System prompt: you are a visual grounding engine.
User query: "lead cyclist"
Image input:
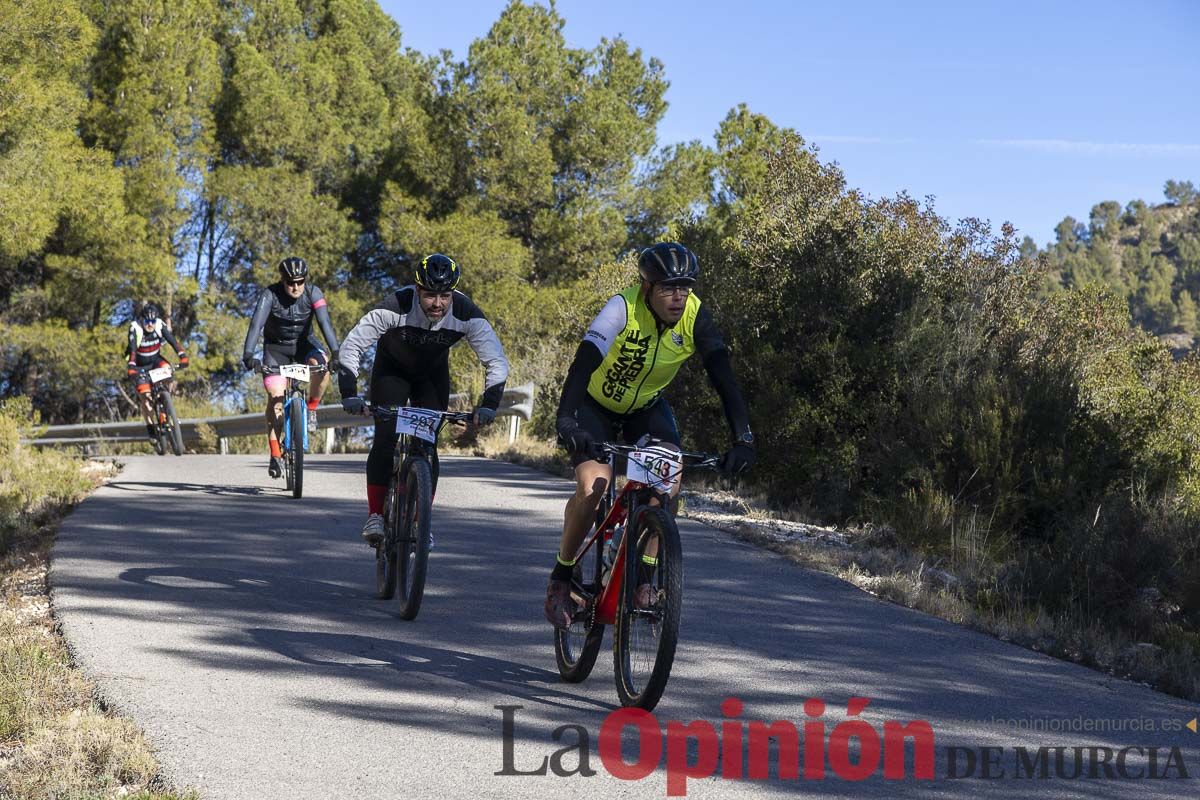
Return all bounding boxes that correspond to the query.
[545,242,756,629]
[336,254,510,546]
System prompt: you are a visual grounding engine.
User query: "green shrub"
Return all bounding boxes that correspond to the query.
[665,134,1200,633]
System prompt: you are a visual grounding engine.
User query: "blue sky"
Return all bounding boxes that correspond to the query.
[378,0,1200,247]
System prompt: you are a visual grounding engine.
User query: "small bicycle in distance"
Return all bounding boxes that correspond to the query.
[369,404,472,620]
[144,362,185,457]
[554,438,721,711]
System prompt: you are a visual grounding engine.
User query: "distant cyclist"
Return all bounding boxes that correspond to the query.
[337,254,509,546]
[544,242,755,628]
[242,257,340,479]
[125,301,189,442]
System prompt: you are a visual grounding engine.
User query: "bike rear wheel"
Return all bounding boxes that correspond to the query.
[161,390,184,456]
[613,506,682,711]
[554,526,606,682]
[555,495,616,682]
[375,481,400,599]
[289,393,305,498]
[396,457,432,620]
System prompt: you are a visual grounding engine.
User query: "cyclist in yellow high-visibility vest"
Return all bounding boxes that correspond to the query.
[545,242,755,629]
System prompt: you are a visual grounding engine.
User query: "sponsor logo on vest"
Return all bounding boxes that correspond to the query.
[602,330,652,403]
[394,327,461,347]
[670,331,684,346]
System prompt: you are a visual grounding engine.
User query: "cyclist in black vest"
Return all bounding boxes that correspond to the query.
[242,257,341,478]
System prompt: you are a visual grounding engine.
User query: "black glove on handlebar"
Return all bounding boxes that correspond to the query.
[556,416,601,461]
[720,442,756,476]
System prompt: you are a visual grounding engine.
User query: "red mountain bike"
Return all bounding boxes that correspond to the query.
[554,439,720,710]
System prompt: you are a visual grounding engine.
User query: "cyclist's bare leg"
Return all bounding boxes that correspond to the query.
[264,383,285,447]
[306,356,329,404]
[641,443,682,563]
[137,390,154,426]
[558,459,613,562]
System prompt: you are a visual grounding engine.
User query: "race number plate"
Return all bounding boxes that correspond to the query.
[279,364,311,382]
[147,366,172,383]
[627,446,682,493]
[395,407,441,444]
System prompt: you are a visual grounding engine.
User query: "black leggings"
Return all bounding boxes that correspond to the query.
[366,348,450,490]
[570,394,681,467]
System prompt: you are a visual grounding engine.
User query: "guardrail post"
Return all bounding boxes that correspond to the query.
[508,415,520,444]
[323,427,334,454]
[219,437,229,455]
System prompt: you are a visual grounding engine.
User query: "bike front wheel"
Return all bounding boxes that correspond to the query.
[396,457,433,620]
[161,390,184,456]
[613,506,682,711]
[289,393,305,498]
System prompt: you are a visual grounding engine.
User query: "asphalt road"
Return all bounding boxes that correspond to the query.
[52,455,1198,799]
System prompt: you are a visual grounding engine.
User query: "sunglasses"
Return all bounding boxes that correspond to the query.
[654,284,692,297]
[284,279,306,287]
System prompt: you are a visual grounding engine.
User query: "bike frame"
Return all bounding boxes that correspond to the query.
[373,405,473,502]
[147,366,176,427]
[593,479,657,625]
[263,363,325,453]
[280,380,309,453]
[570,443,720,626]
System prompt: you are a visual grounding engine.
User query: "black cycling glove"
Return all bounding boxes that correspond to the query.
[557,416,601,461]
[720,442,756,476]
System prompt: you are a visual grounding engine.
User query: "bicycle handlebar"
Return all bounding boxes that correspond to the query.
[257,363,329,375]
[599,441,723,471]
[366,405,474,425]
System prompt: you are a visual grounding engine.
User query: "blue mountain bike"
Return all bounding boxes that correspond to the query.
[261,363,325,499]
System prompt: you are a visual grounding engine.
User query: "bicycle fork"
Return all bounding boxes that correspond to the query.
[280,390,309,452]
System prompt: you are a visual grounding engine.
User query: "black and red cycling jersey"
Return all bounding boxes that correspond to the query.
[127,318,185,369]
[242,282,340,362]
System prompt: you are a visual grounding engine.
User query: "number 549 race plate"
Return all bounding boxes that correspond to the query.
[627,446,682,493]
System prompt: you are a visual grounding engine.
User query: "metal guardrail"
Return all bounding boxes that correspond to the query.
[24,383,536,449]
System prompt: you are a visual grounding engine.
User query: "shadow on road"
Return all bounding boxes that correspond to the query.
[53,455,1200,797]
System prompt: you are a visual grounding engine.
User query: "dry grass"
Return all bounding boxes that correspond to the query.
[704,508,1200,701]
[445,425,574,477]
[0,460,194,800]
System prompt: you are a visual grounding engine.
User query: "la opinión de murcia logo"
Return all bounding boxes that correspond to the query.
[498,697,935,795]
[496,699,1194,796]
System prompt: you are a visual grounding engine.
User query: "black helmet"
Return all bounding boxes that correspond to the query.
[638,242,699,286]
[278,256,308,281]
[138,301,158,324]
[414,253,460,292]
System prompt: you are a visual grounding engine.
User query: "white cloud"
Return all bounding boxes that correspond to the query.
[978,138,1200,157]
[809,135,918,145]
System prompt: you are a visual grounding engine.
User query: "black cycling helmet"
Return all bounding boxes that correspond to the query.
[638,242,699,286]
[278,256,308,282]
[414,253,460,292]
[138,301,158,324]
